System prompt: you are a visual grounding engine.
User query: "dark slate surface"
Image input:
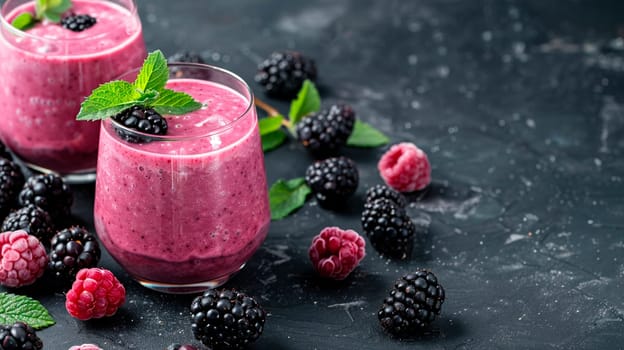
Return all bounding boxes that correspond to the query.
[2,0,624,349]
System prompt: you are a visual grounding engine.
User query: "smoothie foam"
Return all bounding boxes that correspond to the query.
[0,0,146,173]
[94,79,271,285]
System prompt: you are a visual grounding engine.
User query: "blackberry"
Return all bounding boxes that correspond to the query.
[378,270,445,335]
[0,322,43,350]
[112,106,168,143]
[19,174,72,220]
[2,205,54,244]
[296,104,356,155]
[0,158,25,220]
[0,140,12,160]
[49,226,100,279]
[61,14,97,32]
[191,289,266,349]
[361,198,415,259]
[167,51,205,64]
[366,184,408,208]
[305,157,359,208]
[255,51,317,98]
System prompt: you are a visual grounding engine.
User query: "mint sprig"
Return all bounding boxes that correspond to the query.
[269,177,311,220]
[12,0,72,30]
[77,50,202,121]
[0,293,55,330]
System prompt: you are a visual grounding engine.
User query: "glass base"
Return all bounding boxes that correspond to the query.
[22,161,96,184]
[135,263,245,294]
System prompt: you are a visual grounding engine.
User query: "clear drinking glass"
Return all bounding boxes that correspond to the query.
[93,63,271,294]
[0,0,146,181]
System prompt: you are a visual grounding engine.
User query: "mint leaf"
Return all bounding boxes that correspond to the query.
[11,12,35,30]
[134,50,169,93]
[150,89,202,115]
[262,130,287,152]
[0,293,55,330]
[76,80,141,121]
[259,115,284,136]
[269,177,311,220]
[288,80,320,127]
[38,0,72,23]
[347,119,389,147]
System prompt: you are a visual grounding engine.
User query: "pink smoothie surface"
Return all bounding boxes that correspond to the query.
[0,0,146,173]
[94,79,271,285]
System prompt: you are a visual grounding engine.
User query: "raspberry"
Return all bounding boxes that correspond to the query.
[112,106,168,143]
[365,184,408,208]
[166,344,199,350]
[378,142,431,192]
[191,289,266,349]
[68,344,103,350]
[361,198,415,259]
[19,173,73,221]
[308,227,366,280]
[295,104,356,155]
[61,14,97,32]
[305,157,359,207]
[255,51,317,98]
[378,270,445,335]
[0,322,43,350]
[65,268,126,321]
[2,205,55,245]
[0,230,47,288]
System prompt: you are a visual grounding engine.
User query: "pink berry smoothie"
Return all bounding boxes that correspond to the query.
[0,0,146,174]
[93,76,271,290]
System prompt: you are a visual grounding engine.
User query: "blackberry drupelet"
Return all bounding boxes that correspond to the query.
[366,184,408,208]
[0,140,12,161]
[19,173,72,220]
[0,322,43,350]
[2,205,54,244]
[0,158,25,220]
[49,226,100,279]
[61,14,97,32]
[255,51,317,98]
[361,198,415,259]
[191,289,266,349]
[296,104,356,155]
[305,156,359,208]
[378,270,445,335]
[167,51,205,64]
[112,106,168,143]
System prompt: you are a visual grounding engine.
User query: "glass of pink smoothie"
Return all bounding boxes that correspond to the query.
[94,63,271,294]
[0,0,146,180]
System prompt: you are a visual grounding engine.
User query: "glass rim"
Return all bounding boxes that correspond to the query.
[104,62,256,142]
[0,0,139,43]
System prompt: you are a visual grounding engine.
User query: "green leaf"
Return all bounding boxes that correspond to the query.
[38,0,71,22]
[347,119,389,147]
[11,12,35,30]
[34,0,47,17]
[47,0,71,14]
[288,80,320,127]
[150,89,202,115]
[259,115,284,136]
[0,293,55,330]
[262,130,287,152]
[134,50,169,93]
[269,177,311,220]
[76,80,142,121]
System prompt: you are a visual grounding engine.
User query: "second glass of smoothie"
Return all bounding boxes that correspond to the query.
[0,0,146,179]
[94,63,271,293]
